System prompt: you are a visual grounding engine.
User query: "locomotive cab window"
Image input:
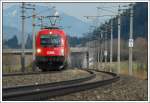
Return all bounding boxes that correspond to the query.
[40,35,61,47]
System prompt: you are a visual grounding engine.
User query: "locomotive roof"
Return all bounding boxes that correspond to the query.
[37,27,66,37]
[43,26,60,29]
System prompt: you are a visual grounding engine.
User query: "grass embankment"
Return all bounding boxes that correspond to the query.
[92,61,147,80]
[3,63,33,73]
[3,54,33,73]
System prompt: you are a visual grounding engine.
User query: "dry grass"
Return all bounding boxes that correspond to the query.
[2,54,33,73]
[90,61,147,80]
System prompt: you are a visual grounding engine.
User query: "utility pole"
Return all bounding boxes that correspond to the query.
[98,30,101,70]
[21,2,25,72]
[87,39,90,69]
[110,19,113,72]
[104,26,108,71]
[97,7,100,70]
[84,15,114,71]
[100,31,104,70]
[117,5,121,74]
[32,5,36,71]
[94,38,96,69]
[23,3,36,71]
[129,4,134,75]
[20,4,64,71]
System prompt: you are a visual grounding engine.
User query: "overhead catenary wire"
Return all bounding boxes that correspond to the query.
[25,6,55,19]
[20,3,38,72]
[85,3,134,74]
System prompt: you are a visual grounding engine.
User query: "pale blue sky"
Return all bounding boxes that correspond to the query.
[52,3,130,22]
[3,2,130,24]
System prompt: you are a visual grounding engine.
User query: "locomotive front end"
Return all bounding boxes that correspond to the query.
[35,28,68,71]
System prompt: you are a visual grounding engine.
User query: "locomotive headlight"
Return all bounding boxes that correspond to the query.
[61,39,64,46]
[37,48,41,53]
[61,49,64,56]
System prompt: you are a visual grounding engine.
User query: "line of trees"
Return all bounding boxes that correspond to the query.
[3,34,86,48]
[3,3,148,49]
[82,2,148,64]
[85,2,148,40]
[3,34,32,49]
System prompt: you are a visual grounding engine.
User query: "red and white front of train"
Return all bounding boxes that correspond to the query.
[35,28,69,71]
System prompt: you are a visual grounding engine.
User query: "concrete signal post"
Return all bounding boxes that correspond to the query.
[129,4,134,75]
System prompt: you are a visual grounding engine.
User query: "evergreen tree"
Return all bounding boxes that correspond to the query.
[5,35,19,48]
[25,34,33,49]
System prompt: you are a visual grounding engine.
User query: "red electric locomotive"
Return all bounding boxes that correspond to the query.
[35,27,70,71]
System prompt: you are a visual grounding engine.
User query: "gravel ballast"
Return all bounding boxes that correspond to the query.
[2,69,90,88]
[49,74,148,101]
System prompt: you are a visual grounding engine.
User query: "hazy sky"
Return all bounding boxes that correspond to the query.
[52,3,130,22]
[3,2,130,24]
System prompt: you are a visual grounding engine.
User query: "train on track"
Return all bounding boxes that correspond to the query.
[35,27,70,71]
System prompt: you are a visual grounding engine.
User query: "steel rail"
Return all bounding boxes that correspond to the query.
[3,70,62,77]
[3,70,95,100]
[3,68,90,77]
[3,68,82,77]
[3,70,119,101]
[3,70,94,93]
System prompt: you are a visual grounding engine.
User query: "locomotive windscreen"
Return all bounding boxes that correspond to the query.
[40,35,61,47]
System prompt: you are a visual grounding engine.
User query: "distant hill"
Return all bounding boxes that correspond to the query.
[3,25,29,41]
[3,26,19,40]
[89,2,148,40]
[3,4,90,44]
[3,3,147,49]
[3,35,20,49]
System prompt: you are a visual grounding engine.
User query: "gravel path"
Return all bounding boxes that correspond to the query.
[2,69,90,88]
[49,74,148,101]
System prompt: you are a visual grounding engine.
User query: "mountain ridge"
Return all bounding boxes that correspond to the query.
[3,4,90,43]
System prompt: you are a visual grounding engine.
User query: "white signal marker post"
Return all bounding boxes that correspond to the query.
[129,4,134,75]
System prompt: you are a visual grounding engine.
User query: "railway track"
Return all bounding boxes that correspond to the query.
[3,70,63,77]
[2,69,119,101]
